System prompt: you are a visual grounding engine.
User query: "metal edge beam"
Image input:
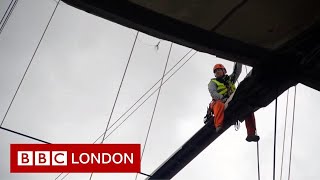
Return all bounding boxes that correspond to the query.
[61,0,275,67]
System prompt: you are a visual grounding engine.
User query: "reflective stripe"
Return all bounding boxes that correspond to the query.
[211,79,236,96]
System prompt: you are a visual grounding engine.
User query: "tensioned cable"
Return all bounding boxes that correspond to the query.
[235,64,260,179]
[55,172,66,180]
[102,52,197,143]
[0,126,50,144]
[245,64,260,180]
[235,64,249,130]
[0,0,61,127]
[88,31,139,180]
[257,141,261,180]
[91,49,193,144]
[100,31,139,144]
[288,86,297,180]
[57,49,194,180]
[243,64,260,180]
[244,65,260,180]
[0,0,14,28]
[0,0,18,36]
[280,89,290,180]
[134,43,173,180]
[243,65,261,180]
[273,97,278,180]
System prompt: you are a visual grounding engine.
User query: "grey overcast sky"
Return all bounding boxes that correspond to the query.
[1,0,320,180]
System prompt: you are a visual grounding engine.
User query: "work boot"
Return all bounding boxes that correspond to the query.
[246,135,260,142]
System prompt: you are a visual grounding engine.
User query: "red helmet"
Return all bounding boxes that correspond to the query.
[213,64,226,73]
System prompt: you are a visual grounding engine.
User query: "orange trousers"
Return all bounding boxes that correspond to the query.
[209,100,257,135]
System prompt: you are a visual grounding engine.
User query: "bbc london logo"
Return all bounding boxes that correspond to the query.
[10,144,140,173]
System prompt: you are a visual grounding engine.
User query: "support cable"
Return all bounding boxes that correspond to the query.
[134,43,173,180]
[89,31,139,180]
[280,90,290,180]
[100,31,139,144]
[273,97,278,180]
[102,51,197,143]
[57,49,195,180]
[93,49,193,143]
[0,0,14,28]
[257,141,261,180]
[288,86,297,180]
[0,0,60,127]
[0,0,18,36]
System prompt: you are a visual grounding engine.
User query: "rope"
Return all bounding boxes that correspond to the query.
[58,173,68,180]
[288,86,297,180]
[59,50,198,180]
[55,172,66,180]
[101,52,197,143]
[257,141,261,180]
[57,49,195,180]
[234,64,249,130]
[0,0,18,36]
[88,31,139,180]
[0,0,14,28]
[134,43,173,180]
[234,63,247,130]
[280,90,290,180]
[273,97,278,180]
[100,31,138,144]
[91,49,194,144]
[0,0,60,127]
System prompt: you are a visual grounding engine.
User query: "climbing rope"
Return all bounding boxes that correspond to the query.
[89,31,139,180]
[0,0,18,36]
[0,0,14,29]
[134,43,173,180]
[95,49,194,143]
[257,141,261,180]
[57,46,196,180]
[100,31,139,144]
[288,86,297,180]
[280,89,290,180]
[100,52,197,143]
[0,0,60,127]
[273,97,278,180]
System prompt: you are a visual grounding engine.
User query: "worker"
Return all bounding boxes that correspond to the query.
[208,63,260,142]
